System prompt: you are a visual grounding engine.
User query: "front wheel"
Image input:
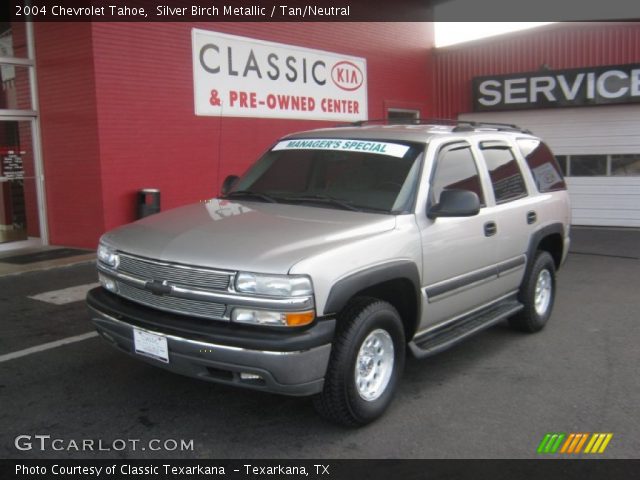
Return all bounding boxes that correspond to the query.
[313,297,405,427]
[509,251,557,333]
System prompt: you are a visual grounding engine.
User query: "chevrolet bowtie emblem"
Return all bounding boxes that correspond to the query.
[145,280,172,296]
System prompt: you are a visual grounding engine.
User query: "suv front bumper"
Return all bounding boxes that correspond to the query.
[86,288,334,396]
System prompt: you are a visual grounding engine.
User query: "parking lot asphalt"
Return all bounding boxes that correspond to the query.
[1,228,638,459]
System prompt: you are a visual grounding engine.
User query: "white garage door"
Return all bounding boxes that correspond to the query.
[460,105,640,227]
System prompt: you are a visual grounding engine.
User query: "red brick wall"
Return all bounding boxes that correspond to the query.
[34,23,106,247]
[35,22,434,247]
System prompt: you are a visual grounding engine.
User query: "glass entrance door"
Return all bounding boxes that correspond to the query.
[0,120,40,244]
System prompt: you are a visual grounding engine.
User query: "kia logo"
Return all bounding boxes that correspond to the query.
[331,61,363,91]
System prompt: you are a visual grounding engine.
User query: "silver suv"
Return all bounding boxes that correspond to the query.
[87,120,570,426]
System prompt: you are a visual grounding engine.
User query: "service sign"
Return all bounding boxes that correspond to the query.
[192,29,368,121]
[473,63,640,112]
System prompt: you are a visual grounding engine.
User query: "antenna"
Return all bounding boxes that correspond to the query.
[216,97,224,195]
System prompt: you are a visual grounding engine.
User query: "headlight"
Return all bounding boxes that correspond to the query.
[235,272,313,297]
[97,242,119,268]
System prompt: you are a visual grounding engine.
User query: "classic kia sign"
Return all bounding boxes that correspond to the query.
[473,63,640,112]
[192,29,368,121]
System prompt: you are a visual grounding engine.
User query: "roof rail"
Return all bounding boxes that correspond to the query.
[345,118,530,134]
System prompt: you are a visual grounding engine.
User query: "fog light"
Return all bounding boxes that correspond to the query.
[232,309,285,326]
[231,309,315,327]
[98,273,118,293]
[240,372,262,381]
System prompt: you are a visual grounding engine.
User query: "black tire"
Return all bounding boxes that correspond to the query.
[313,297,405,427]
[509,251,556,333]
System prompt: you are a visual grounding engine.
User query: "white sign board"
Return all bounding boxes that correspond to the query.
[192,29,368,121]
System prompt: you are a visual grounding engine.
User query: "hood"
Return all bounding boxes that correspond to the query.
[102,199,396,273]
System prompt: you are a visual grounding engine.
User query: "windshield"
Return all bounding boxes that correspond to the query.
[227,138,424,213]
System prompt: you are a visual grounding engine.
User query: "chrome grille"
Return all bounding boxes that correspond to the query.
[118,254,231,290]
[117,282,227,320]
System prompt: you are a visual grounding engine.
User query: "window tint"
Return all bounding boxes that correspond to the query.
[432,144,484,205]
[481,144,527,203]
[517,139,567,192]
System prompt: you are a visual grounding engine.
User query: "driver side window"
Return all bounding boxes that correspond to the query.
[431,143,485,206]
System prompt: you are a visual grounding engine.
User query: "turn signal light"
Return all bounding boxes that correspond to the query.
[285,311,315,327]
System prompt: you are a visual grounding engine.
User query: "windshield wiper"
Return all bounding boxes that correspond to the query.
[223,190,279,203]
[280,194,363,212]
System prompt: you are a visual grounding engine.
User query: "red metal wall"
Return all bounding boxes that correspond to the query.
[433,22,640,119]
[35,22,434,248]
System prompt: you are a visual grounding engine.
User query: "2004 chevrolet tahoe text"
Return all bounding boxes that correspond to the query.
[87,121,570,426]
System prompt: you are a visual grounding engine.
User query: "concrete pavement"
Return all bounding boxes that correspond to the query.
[1,228,638,459]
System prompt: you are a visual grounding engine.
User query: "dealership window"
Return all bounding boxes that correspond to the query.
[0,23,34,111]
[556,156,568,176]
[0,22,47,246]
[611,154,640,176]
[387,108,419,124]
[480,143,527,203]
[555,154,640,177]
[570,155,607,177]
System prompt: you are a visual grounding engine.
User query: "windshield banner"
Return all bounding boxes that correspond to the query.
[192,29,368,121]
[272,139,410,158]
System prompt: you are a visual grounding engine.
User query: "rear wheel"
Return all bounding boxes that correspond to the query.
[313,297,405,427]
[509,251,556,332]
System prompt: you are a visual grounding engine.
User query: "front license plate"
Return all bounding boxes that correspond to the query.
[133,328,169,363]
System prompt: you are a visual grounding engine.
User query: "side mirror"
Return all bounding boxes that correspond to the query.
[221,175,239,196]
[427,189,480,219]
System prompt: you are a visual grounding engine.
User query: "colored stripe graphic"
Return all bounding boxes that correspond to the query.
[584,433,613,454]
[539,433,613,454]
[565,433,588,454]
[537,433,565,454]
[560,433,575,453]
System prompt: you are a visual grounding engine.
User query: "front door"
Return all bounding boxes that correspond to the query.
[417,141,499,330]
[0,120,40,244]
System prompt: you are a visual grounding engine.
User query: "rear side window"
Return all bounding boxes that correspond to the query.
[431,143,485,205]
[517,139,567,192]
[480,143,528,203]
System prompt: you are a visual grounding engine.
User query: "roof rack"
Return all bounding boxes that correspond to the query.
[346,118,530,134]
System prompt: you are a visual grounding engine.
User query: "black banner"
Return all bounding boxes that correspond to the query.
[2,459,640,480]
[473,63,640,112]
[2,0,437,23]
[3,0,640,22]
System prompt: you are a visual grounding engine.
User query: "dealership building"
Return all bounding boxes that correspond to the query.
[0,21,638,250]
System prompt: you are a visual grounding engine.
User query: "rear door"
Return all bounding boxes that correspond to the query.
[473,140,536,296]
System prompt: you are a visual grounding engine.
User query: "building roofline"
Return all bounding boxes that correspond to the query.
[434,21,640,53]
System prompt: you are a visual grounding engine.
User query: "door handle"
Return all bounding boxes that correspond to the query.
[484,221,497,237]
[527,211,537,225]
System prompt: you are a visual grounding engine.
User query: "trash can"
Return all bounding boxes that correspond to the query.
[136,188,160,219]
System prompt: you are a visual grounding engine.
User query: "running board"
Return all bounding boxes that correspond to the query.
[409,299,523,359]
